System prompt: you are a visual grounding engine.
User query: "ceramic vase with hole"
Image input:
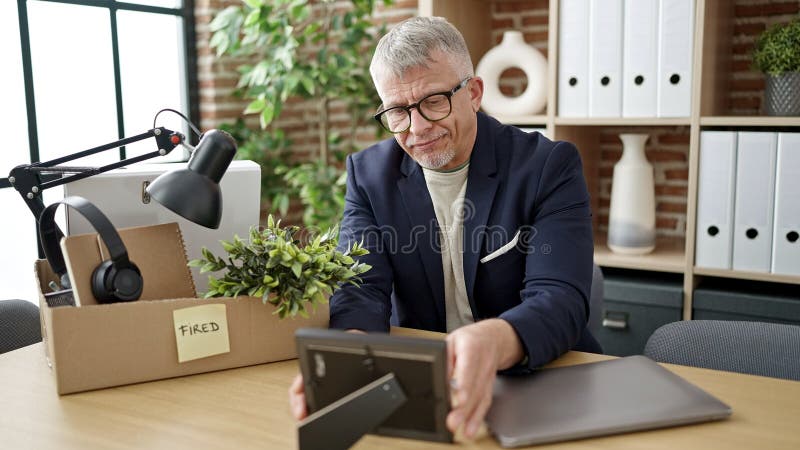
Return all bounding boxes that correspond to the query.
[608,133,656,255]
[475,30,548,116]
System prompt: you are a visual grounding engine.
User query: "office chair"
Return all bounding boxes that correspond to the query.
[644,320,800,381]
[0,300,42,354]
[587,263,604,338]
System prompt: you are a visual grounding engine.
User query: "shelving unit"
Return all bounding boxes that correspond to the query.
[421,0,800,321]
[692,267,800,285]
[699,116,800,127]
[554,117,692,126]
[594,234,686,274]
[492,114,547,126]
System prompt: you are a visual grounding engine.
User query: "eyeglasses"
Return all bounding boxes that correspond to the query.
[373,77,472,134]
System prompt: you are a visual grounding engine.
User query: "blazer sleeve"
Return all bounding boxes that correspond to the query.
[498,141,594,369]
[328,154,395,332]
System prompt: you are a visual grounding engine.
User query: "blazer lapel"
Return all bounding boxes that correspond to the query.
[463,114,499,310]
[397,152,446,328]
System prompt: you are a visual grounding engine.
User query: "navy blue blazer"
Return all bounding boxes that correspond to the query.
[330,112,597,369]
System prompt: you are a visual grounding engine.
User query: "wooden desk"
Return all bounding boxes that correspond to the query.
[1,332,799,449]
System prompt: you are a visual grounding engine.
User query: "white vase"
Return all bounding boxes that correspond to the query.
[475,30,548,116]
[608,133,656,255]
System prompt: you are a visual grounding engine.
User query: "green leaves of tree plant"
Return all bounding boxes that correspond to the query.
[209,0,394,228]
[188,216,371,319]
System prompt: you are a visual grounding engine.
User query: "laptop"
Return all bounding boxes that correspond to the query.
[485,355,732,447]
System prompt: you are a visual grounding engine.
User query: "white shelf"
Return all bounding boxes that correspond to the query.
[692,267,800,285]
[700,116,800,127]
[554,117,691,126]
[594,235,686,274]
[492,114,547,126]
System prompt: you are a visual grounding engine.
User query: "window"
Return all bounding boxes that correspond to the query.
[0,0,197,302]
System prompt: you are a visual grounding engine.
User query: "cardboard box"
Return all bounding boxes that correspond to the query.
[34,223,328,394]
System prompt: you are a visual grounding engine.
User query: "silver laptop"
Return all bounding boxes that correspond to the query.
[486,355,732,447]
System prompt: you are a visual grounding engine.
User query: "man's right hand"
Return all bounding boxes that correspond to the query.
[289,329,366,420]
[289,373,308,420]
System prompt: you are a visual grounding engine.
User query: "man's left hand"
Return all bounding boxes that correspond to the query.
[445,319,524,439]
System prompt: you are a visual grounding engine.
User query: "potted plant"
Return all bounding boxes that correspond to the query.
[219,119,294,217]
[752,18,800,116]
[189,215,371,318]
[209,0,392,229]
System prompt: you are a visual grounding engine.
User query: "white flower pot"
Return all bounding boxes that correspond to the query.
[608,133,656,255]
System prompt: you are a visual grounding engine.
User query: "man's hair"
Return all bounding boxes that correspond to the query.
[370,16,474,83]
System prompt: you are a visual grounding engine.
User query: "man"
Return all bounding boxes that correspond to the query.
[290,16,600,438]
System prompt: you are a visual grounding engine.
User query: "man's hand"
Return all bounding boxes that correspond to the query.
[288,329,366,421]
[289,373,308,420]
[446,319,524,439]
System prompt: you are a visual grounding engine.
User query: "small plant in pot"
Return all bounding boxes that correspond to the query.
[752,18,800,116]
[189,215,371,319]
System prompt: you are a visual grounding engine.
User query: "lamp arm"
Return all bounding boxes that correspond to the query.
[8,127,185,284]
[8,127,183,226]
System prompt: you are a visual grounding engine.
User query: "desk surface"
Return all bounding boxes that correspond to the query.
[1,328,799,450]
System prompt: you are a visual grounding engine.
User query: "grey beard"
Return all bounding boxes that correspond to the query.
[416,146,456,170]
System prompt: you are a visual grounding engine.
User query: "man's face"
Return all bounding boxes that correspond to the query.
[374,51,483,171]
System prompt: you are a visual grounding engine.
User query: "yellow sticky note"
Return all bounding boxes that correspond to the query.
[172,304,230,363]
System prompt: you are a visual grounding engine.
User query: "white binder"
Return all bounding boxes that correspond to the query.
[657,0,695,117]
[732,132,778,273]
[589,0,623,117]
[623,0,659,117]
[695,132,737,270]
[771,133,800,275]
[558,0,590,117]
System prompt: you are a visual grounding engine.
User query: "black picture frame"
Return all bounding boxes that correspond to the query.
[295,328,452,444]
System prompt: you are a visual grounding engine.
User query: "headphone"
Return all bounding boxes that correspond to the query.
[39,196,143,303]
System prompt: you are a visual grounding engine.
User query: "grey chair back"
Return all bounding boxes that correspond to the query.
[0,300,42,354]
[644,320,800,381]
[587,263,604,337]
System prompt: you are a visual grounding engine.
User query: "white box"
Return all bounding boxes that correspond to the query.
[558,0,590,117]
[695,131,737,270]
[772,133,800,275]
[589,0,623,117]
[63,160,261,293]
[657,0,695,117]
[623,0,659,117]
[732,132,777,273]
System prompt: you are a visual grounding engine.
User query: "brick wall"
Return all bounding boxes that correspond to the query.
[195,1,797,235]
[194,0,418,146]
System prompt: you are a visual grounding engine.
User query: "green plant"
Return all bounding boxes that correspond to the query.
[209,0,391,228]
[189,215,371,319]
[219,119,293,216]
[752,18,800,76]
[279,160,347,232]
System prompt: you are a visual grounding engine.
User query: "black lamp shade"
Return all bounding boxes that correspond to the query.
[146,129,237,229]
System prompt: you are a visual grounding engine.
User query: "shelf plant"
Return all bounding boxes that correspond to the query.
[751,18,800,116]
[189,215,371,319]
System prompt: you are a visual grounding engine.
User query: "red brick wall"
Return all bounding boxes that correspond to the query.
[195,1,798,235]
[194,0,418,148]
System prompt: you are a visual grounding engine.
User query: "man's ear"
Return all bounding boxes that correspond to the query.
[469,77,484,112]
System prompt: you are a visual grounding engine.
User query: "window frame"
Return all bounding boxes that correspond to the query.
[1,0,199,192]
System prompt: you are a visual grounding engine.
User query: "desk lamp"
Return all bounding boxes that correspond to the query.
[8,109,237,289]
